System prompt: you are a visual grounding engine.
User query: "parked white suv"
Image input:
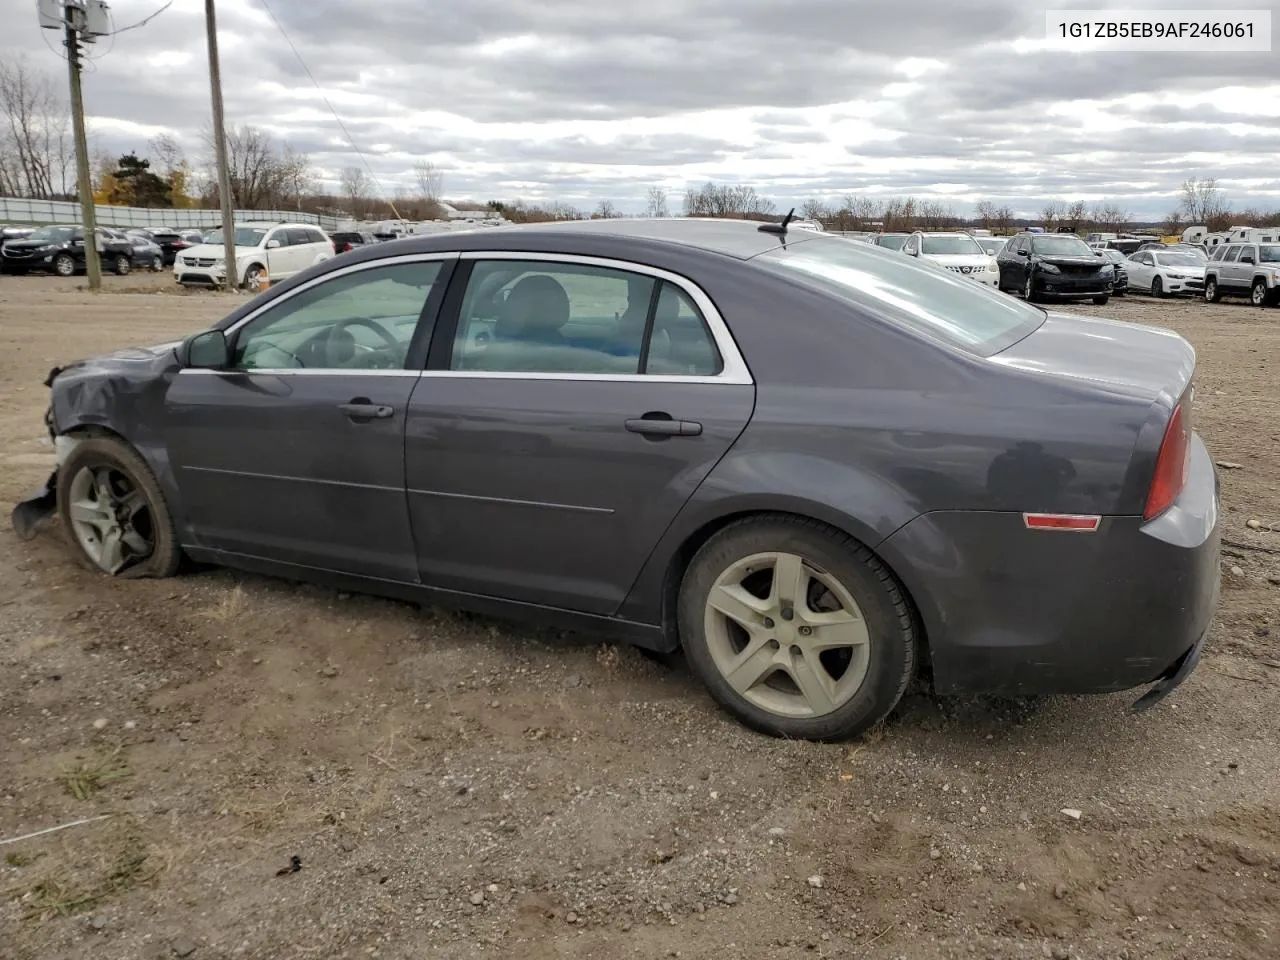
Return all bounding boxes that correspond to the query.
[175,222,333,289]
[901,231,999,286]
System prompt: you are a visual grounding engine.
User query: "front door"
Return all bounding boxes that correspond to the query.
[404,255,755,614]
[164,255,454,581]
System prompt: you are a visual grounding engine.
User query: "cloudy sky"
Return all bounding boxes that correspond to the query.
[3,0,1278,217]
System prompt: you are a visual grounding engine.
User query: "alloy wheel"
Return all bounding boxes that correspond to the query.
[54,254,75,277]
[702,551,871,719]
[66,465,154,574]
[1253,281,1267,306]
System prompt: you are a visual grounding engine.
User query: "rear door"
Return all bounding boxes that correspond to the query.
[403,253,755,614]
[164,254,455,581]
[1218,245,1244,289]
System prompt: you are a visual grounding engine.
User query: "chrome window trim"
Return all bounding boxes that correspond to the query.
[176,249,754,386]
[450,250,752,385]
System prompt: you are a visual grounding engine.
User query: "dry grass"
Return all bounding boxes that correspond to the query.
[200,585,248,622]
[57,747,131,801]
[10,836,157,922]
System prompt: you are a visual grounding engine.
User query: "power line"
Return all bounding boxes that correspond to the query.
[108,0,174,36]
[256,0,402,220]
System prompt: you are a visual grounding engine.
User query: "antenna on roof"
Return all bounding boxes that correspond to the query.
[758,208,796,235]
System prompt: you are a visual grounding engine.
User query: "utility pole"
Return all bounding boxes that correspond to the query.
[204,0,237,290]
[64,9,101,291]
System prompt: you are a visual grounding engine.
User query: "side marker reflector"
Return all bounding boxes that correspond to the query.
[1022,513,1101,532]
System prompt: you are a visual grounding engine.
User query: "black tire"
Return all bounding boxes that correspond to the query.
[1151,276,1164,298]
[1023,273,1041,303]
[1251,279,1269,307]
[1092,294,1110,305]
[55,436,181,579]
[151,255,163,272]
[678,516,916,741]
[1205,277,1221,303]
[113,254,131,276]
[53,253,76,277]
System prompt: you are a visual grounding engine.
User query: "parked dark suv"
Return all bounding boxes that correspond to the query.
[134,228,199,267]
[997,233,1114,304]
[1,225,137,276]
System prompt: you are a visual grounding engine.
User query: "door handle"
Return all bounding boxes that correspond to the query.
[339,400,394,420]
[625,413,702,438]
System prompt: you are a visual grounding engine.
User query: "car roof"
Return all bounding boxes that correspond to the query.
[372,218,794,261]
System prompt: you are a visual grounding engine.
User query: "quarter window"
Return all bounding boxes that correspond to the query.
[230,261,442,371]
[449,260,722,376]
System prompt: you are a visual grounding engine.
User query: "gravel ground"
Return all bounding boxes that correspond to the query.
[1,273,1277,960]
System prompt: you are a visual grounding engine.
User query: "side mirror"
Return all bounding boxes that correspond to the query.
[1240,255,1255,264]
[265,239,281,249]
[1018,249,1031,257]
[182,329,230,369]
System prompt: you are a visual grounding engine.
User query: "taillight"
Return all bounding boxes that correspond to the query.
[340,242,351,252]
[1143,401,1191,521]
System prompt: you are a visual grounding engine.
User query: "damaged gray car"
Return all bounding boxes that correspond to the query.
[12,218,1221,741]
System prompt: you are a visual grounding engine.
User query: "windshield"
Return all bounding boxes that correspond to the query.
[1154,252,1204,267]
[1102,250,1126,262]
[25,226,73,243]
[203,227,269,247]
[1258,245,1280,263]
[921,235,985,255]
[978,239,1006,254]
[874,234,907,251]
[1030,236,1093,257]
[757,238,1043,356]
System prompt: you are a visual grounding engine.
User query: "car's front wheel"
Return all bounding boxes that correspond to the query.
[1251,279,1270,307]
[678,516,916,741]
[241,263,266,291]
[1151,276,1164,298]
[56,436,181,579]
[53,253,76,277]
[1023,273,1041,303]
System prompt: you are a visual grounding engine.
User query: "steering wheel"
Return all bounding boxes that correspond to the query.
[326,318,402,367]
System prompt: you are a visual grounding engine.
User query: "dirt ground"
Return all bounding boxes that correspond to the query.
[1,271,1277,960]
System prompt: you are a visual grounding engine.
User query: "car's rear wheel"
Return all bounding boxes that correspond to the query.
[53,253,76,277]
[113,254,131,276]
[1151,276,1164,298]
[150,254,163,272]
[678,517,916,741]
[1205,278,1221,302]
[56,436,180,579]
[1023,274,1041,303]
[1251,279,1269,307]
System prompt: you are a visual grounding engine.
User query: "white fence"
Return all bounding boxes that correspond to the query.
[0,197,342,231]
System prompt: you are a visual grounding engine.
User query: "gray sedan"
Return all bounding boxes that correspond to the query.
[12,219,1220,741]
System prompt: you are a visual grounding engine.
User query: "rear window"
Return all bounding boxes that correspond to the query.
[755,237,1043,356]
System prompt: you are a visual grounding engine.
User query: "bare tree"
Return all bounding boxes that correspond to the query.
[683,181,775,219]
[1040,200,1065,231]
[800,198,830,222]
[644,185,669,218]
[1163,209,1185,236]
[880,196,919,232]
[1091,203,1130,233]
[1063,200,1088,233]
[974,200,998,230]
[917,199,955,230]
[340,165,375,218]
[202,124,311,209]
[413,159,444,202]
[994,205,1015,233]
[1179,177,1229,229]
[835,194,882,231]
[592,199,620,219]
[279,145,313,211]
[0,56,73,199]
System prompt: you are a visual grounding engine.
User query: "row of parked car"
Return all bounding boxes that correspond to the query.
[854,230,1280,307]
[0,219,393,289]
[0,223,207,277]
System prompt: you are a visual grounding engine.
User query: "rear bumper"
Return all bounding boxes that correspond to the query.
[879,433,1220,699]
